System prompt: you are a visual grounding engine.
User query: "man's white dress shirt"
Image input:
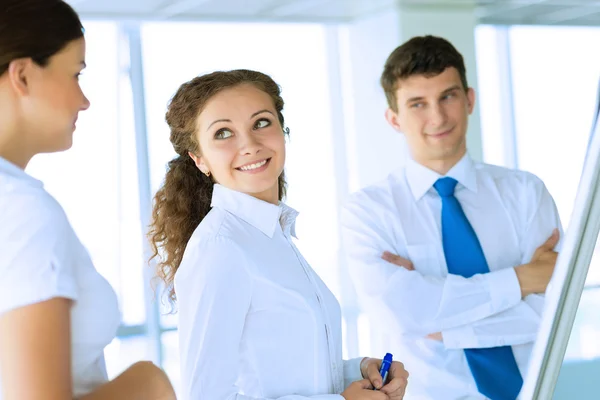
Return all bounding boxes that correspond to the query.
[341,155,562,399]
[175,184,363,400]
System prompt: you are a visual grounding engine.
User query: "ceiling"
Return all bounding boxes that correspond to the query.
[67,0,600,26]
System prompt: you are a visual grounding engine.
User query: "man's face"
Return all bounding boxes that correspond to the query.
[385,67,475,168]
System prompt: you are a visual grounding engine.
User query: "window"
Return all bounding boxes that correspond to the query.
[26,21,152,375]
[509,25,600,361]
[476,24,600,361]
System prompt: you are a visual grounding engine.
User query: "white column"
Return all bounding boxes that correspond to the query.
[122,22,163,365]
[338,8,407,194]
[340,2,482,192]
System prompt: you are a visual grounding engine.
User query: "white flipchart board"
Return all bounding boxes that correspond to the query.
[520,79,600,400]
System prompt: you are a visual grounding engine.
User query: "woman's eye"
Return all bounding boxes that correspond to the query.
[215,129,233,139]
[255,118,271,129]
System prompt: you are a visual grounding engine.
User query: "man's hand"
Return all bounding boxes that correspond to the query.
[360,357,409,399]
[382,252,414,271]
[515,229,560,298]
[531,229,560,263]
[426,332,443,341]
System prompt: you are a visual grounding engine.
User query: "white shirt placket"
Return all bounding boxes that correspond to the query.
[281,219,343,394]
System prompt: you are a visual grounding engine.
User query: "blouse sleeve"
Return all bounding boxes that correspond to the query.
[0,193,78,315]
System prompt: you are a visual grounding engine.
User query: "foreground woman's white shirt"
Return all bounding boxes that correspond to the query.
[0,156,121,398]
[175,184,363,400]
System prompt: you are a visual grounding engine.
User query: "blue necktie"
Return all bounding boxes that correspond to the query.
[434,177,523,400]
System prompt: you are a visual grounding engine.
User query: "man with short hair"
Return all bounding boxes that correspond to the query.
[341,35,562,399]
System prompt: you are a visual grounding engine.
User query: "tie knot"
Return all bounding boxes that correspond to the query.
[434,177,458,197]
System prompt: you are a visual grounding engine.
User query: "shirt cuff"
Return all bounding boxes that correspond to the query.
[486,267,522,313]
[442,325,476,349]
[343,357,364,388]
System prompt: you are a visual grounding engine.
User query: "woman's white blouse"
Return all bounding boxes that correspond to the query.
[175,184,363,400]
[0,156,121,398]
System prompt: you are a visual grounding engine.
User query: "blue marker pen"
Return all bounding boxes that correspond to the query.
[375,353,393,390]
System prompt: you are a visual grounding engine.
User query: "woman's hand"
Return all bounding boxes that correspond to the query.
[360,357,409,399]
[341,379,389,400]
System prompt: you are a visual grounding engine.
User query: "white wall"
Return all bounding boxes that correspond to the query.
[339,8,408,194]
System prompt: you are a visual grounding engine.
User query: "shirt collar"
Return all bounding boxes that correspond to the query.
[405,153,478,201]
[210,184,298,238]
[0,156,43,188]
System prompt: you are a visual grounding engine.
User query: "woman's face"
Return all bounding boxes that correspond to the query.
[191,83,286,205]
[19,37,90,153]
